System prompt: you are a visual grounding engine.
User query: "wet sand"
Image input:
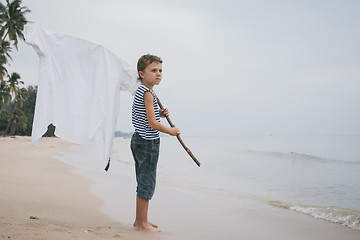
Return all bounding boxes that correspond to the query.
[0,136,359,240]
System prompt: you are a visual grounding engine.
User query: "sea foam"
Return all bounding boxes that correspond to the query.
[270,200,360,230]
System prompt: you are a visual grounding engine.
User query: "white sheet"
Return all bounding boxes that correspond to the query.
[24,23,140,169]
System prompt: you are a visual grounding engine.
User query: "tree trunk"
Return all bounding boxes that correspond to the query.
[10,122,16,135]
[4,101,17,135]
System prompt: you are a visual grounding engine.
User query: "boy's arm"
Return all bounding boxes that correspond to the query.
[144,91,179,136]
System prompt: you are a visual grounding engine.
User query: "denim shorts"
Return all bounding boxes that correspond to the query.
[130,132,160,200]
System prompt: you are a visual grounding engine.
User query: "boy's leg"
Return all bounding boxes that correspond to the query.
[131,133,160,232]
[134,196,160,232]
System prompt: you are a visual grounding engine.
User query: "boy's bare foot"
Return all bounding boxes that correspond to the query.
[133,221,161,232]
[133,221,158,228]
[148,221,158,228]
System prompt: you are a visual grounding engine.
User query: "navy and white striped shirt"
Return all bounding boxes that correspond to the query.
[132,85,161,140]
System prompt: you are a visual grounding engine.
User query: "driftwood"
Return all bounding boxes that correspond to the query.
[156,96,201,167]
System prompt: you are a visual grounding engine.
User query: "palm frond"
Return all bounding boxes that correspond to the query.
[1,0,30,47]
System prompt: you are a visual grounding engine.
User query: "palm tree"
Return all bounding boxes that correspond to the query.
[4,83,27,134]
[3,71,22,134]
[22,85,36,135]
[0,79,10,110]
[0,40,12,59]
[0,54,7,83]
[0,40,11,83]
[7,71,22,95]
[14,85,26,107]
[0,0,30,48]
[8,104,27,135]
[0,80,10,134]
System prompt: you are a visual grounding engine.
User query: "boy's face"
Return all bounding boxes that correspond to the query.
[139,62,162,88]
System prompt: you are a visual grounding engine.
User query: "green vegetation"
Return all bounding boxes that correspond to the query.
[0,0,33,136]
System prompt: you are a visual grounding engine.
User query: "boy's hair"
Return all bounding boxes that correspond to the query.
[137,54,163,80]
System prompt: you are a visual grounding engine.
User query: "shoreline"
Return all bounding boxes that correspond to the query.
[0,136,141,239]
[60,139,360,240]
[1,136,359,240]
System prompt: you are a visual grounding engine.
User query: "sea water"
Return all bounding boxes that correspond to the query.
[60,135,360,231]
[111,135,360,230]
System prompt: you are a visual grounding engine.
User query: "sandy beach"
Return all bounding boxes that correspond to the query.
[0,137,138,239]
[1,136,359,240]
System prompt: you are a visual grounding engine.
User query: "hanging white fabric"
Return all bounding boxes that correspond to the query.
[25,23,140,170]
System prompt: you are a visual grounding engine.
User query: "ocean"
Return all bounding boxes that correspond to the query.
[60,135,360,231]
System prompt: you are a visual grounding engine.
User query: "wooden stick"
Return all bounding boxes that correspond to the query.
[156,96,201,167]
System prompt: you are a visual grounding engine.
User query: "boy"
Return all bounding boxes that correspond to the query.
[131,54,180,232]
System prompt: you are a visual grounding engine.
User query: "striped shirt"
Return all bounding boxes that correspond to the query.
[132,85,160,140]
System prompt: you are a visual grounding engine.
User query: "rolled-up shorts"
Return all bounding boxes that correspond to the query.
[130,132,160,200]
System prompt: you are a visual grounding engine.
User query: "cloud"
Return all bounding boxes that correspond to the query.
[9,0,360,135]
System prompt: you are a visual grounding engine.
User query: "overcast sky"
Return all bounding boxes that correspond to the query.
[9,0,360,136]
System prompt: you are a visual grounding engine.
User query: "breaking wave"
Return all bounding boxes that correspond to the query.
[269,200,360,231]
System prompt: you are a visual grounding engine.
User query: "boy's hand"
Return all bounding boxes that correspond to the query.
[159,108,169,118]
[169,127,180,136]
